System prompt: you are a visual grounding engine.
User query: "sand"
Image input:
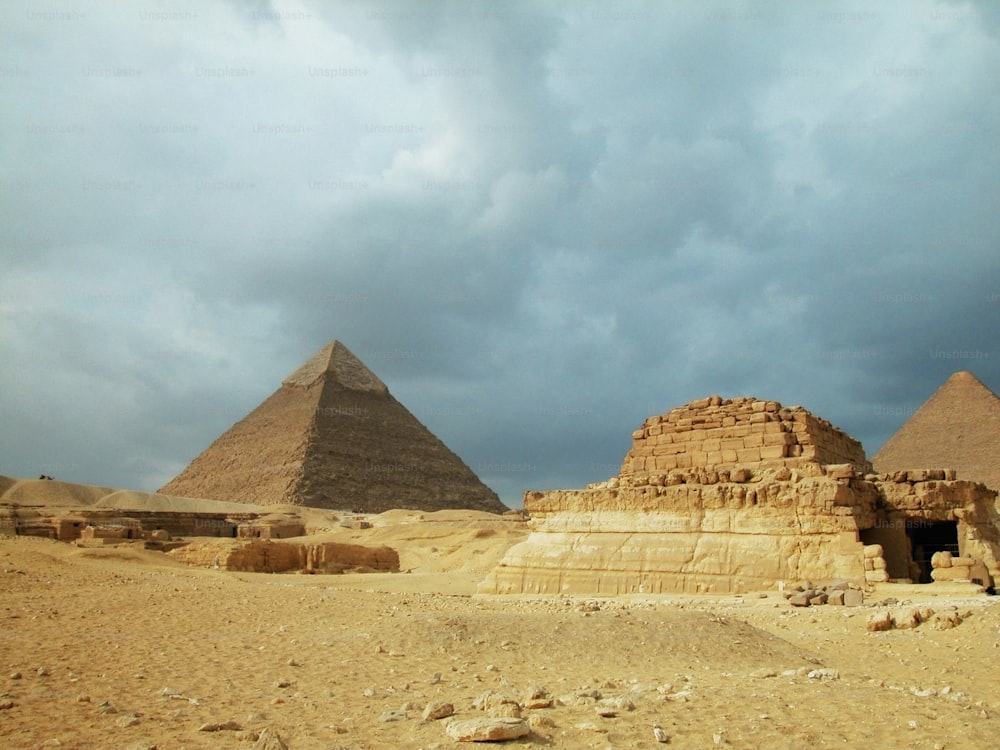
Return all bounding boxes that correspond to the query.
[1,530,998,749]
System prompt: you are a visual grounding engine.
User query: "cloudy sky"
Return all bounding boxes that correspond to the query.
[2,0,998,508]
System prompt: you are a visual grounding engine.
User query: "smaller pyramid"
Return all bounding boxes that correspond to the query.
[160,340,507,514]
[873,371,1000,491]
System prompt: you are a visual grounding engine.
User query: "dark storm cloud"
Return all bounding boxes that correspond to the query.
[1,0,998,505]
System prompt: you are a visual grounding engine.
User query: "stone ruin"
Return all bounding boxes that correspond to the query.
[480,395,1000,596]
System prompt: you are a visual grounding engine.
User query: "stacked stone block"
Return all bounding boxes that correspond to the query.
[620,396,869,478]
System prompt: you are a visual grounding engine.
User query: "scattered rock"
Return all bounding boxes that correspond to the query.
[423,702,454,721]
[378,709,407,722]
[0,698,15,710]
[653,725,670,742]
[445,717,530,742]
[528,714,555,731]
[807,669,840,681]
[892,607,922,630]
[198,720,242,732]
[37,667,49,677]
[866,611,893,632]
[251,727,289,750]
[9,672,21,680]
[930,611,962,630]
[116,713,141,728]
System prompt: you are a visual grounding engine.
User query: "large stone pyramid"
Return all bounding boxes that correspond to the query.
[873,370,1000,492]
[159,340,507,514]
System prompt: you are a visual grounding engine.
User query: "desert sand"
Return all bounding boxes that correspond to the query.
[1,516,998,750]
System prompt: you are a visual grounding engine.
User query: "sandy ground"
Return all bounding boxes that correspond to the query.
[1,531,998,750]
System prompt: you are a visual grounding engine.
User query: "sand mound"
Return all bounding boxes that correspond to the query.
[0,477,115,507]
[94,489,264,514]
[305,511,529,574]
[0,474,18,496]
[71,544,189,567]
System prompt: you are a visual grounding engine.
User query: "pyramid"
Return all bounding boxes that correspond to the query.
[159,340,507,514]
[872,370,1000,492]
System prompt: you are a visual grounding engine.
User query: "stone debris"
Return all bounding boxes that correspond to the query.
[653,725,670,742]
[785,581,863,607]
[378,709,407,722]
[445,717,530,742]
[522,685,552,709]
[115,713,141,728]
[807,669,840,681]
[866,611,893,632]
[422,701,455,721]
[198,720,242,732]
[251,728,289,750]
[527,714,555,731]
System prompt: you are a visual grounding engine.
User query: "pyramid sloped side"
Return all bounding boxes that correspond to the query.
[158,384,318,505]
[872,372,1000,491]
[294,382,506,514]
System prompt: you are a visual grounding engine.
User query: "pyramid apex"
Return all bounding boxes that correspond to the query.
[282,340,388,393]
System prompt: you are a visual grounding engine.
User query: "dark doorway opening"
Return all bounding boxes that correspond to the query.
[906,520,959,583]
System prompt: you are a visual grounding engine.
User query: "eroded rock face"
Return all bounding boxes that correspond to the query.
[481,474,876,595]
[480,395,1000,596]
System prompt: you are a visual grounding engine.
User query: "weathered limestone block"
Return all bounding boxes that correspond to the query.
[445,717,530,741]
[931,559,990,585]
[931,551,953,568]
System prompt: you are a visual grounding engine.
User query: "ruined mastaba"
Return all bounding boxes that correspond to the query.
[480,395,1000,596]
[160,340,506,514]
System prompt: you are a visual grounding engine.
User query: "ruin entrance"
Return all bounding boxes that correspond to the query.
[906,520,959,583]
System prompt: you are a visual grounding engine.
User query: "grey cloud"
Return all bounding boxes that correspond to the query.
[1,1,998,505]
